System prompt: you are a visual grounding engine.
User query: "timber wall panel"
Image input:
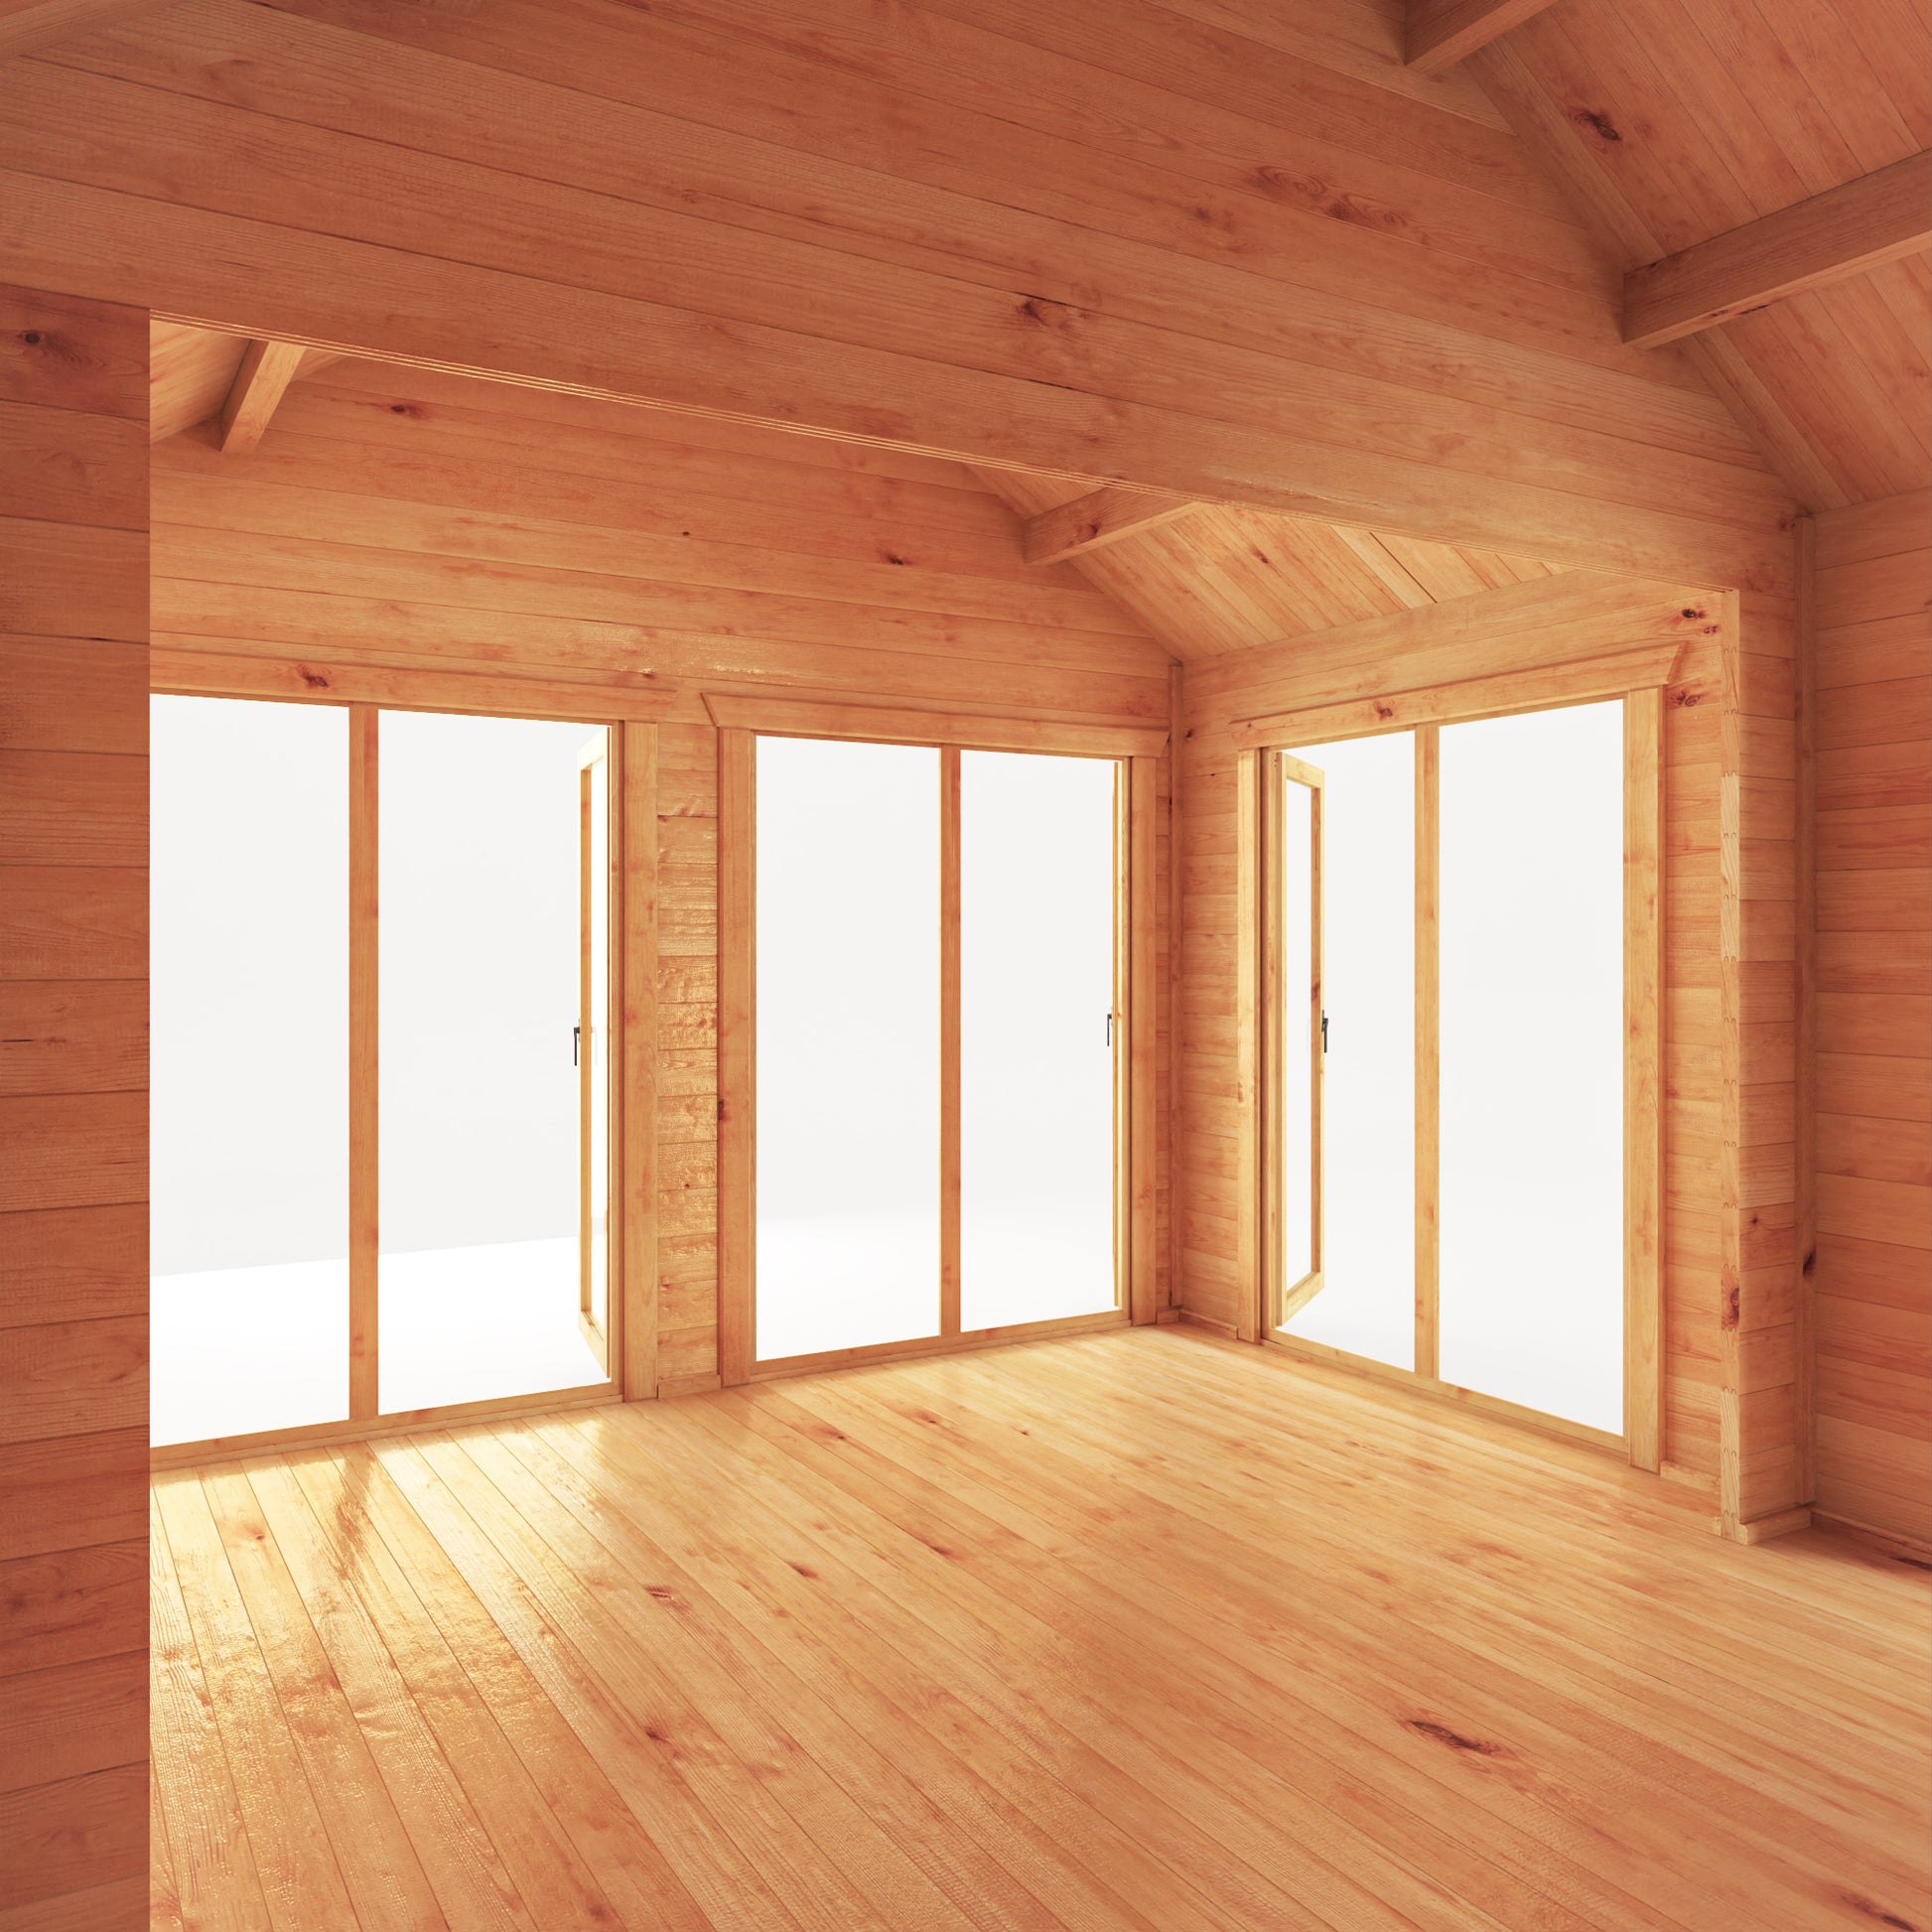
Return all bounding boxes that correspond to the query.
[1177,575,1795,1515]
[0,0,1795,590]
[152,355,1175,1390]
[0,283,147,1927]
[1812,490,1931,1551]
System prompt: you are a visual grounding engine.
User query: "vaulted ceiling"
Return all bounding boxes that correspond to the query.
[98,0,1932,663]
[1478,0,1929,510]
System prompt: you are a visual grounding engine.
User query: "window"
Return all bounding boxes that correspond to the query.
[722,723,1155,1377]
[150,697,620,1449]
[1253,694,1660,1450]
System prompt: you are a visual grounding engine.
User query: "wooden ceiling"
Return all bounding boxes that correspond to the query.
[152,322,1578,663]
[1478,0,1929,511]
[107,0,1928,663]
[4,0,1803,596]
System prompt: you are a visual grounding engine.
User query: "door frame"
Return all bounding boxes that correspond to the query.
[713,695,1167,1386]
[147,658,670,1467]
[1235,662,1669,1467]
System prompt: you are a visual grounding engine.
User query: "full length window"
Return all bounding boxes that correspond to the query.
[151,697,618,1449]
[728,727,1146,1375]
[1257,694,1660,1450]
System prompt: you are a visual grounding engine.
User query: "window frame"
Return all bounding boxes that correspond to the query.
[715,703,1165,1385]
[1240,681,1665,1466]
[147,660,664,1467]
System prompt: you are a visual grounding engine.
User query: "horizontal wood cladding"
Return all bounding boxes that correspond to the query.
[1178,574,1798,1521]
[153,354,1175,1393]
[0,279,148,1930]
[1811,491,1931,1554]
[0,0,1796,587]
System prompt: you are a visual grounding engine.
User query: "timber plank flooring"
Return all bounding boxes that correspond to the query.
[149,1329,1932,1932]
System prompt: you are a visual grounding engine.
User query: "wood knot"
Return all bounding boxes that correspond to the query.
[1015,295,1071,329]
[1405,1718,1504,1756]
[1573,108,1622,143]
[19,330,40,345]
[1839,1893,1918,1931]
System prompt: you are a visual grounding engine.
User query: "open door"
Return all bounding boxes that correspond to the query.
[1274,751,1324,1328]
[579,729,613,1373]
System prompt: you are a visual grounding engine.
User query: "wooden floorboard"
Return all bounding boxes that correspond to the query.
[150,1327,1932,1932]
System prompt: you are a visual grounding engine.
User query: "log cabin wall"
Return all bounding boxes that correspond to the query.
[149,355,1176,1393]
[1175,572,1804,1534]
[0,0,1794,594]
[1810,489,1932,1554]
[0,284,150,1926]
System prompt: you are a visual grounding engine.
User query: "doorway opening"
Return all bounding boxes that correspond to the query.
[1258,696,1660,1448]
[150,696,620,1450]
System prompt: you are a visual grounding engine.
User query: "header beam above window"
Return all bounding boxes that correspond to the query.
[1230,641,1684,749]
[151,646,677,724]
[701,692,1168,760]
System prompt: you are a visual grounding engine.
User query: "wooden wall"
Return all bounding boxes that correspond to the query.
[1811,490,1932,1552]
[0,284,149,1926]
[1175,572,1803,1533]
[0,0,1793,590]
[150,356,1176,1392]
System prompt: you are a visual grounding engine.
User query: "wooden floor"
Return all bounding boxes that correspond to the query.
[150,1327,1932,1932]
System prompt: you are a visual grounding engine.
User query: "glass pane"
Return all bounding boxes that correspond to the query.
[378,711,608,1411]
[584,742,611,1341]
[1278,771,1314,1293]
[1439,703,1623,1431]
[151,696,348,1445]
[757,736,940,1360]
[1280,732,1415,1368]
[960,750,1117,1329]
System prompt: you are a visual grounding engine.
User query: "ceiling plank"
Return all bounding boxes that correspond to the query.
[1624,153,1932,350]
[218,339,306,455]
[1024,486,1203,566]
[1406,0,1560,77]
[0,0,176,57]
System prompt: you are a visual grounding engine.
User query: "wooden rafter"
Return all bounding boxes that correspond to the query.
[1024,486,1203,566]
[217,338,305,454]
[1405,0,1558,75]
[1623,153,1932,350]
[0,0,176,56]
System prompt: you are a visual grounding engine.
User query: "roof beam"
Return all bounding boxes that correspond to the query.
[1025,486,1202,566]
[1623,152,1932,349]
[1406,0,1559,76]
[217,338,306,454]
[0,0,178,57]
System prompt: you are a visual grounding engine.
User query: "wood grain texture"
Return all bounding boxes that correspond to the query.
[714,726,755,1392]
[215,336,304,453]
[1496,3,1932,508]
[144,1326,1932,1932]
[1811,491,1931,1553]
[0,0,1802,587]
[0,0,172,58]
[0,281,145,1930]
[1625,153,1932,349]
[153,354,1177,1391]
[621,721,660,1402]
[1180,573,1794,1514]
[1023,486,1201,566]
[1406,0,1557,76]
